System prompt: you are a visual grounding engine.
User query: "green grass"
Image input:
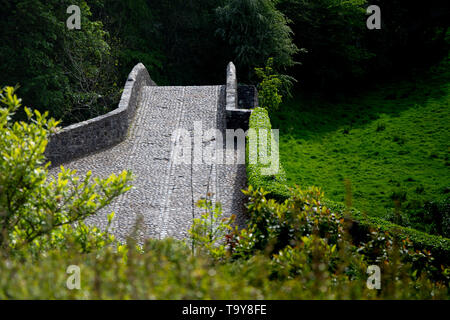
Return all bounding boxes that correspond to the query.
[271,60,450,235]
[246,104,450,263]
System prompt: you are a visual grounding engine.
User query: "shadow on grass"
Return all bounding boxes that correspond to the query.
[271,60,450,141]
[269,59,450,234]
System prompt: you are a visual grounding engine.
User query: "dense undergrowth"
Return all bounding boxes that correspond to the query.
[1,185,448,299]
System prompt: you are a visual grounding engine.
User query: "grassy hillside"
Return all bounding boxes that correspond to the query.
[271,59,450,236]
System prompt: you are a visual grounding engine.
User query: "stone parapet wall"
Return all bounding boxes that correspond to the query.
[46,62,255,165]
[45,63,155,166]
[225,62,256,130]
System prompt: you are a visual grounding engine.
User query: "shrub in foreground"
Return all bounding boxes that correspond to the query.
[189,186,449,298]
[0,86,132,257]
[1,183,447,299]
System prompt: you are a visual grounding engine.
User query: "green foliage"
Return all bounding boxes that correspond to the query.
[363,0,450,76]
[0,87,132,255]
[407,199,450,238]
[90,0,167,84]
[2,0,447,115]
[216,0,299,82]
[277,0,449,89]
[233,186,345,255]
[188,195,235,261]
[147,0,227,85]
[0,1,121,125]
[0,178,447,298]
[255,58,283,111]
[0,0,448,300]
[1,185,441,299]
[277,0,371,88]
[105,0,299,85]
[0,236,446,299]
[247,107,290,201]
[219,185,447,296]
[325,199,450,276]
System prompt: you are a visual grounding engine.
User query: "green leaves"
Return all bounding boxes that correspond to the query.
[216,0,299,81]
[188,195,235,261]
[0,87,132,255]
[255,58,283,112]
[277,0,371,88]
[0,0,120,125]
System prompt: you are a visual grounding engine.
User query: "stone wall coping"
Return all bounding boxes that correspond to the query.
[225,62,255,130]
[54,63,153,134]
[45,63,155,165]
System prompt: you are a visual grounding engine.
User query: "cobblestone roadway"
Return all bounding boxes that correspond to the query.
[50,86,247,242]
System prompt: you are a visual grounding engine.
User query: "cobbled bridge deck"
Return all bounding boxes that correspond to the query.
[49,63,251,242]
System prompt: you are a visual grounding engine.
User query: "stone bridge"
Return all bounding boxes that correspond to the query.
[46,63,257,242]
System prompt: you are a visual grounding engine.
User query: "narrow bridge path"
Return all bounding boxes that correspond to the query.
[50,85,247,242]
